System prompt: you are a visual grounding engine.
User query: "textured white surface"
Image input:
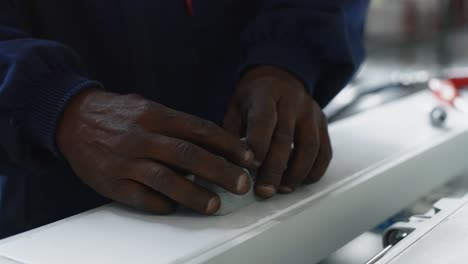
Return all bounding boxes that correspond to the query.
[1,91,468,264]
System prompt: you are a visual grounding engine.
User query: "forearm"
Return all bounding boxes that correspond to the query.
[0,2,103,157]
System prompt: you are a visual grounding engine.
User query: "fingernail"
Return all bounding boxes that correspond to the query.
[253,160,262,169]
[243,150,254,164]
[206,196,220,214]
[255,184,276,198]
[236,173,251,193]
[278,186,294,194]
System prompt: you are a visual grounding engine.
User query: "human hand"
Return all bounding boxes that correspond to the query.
[57,90,255,214]
[224,65,332,198]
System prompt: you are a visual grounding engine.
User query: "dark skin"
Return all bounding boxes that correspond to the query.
[57,65,332,215]
[224,65,332,196]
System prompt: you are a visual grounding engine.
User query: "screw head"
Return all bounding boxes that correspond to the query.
[430,106,448,127]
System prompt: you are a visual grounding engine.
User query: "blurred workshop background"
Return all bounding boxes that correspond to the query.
[322,1,468,263]
[325,0,468,121]
[366,0,467,68]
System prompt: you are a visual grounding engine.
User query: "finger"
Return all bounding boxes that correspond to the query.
[223,104,245,138]
[135,134,251,195]
[132,160,221,214]
[279,115,320,193]
[112,179,176,214]
[155,107,254,168]
[305,116,333,184]
[245,100,277,167]
[255,101,296,198]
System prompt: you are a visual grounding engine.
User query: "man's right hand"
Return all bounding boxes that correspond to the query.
[57,90,255,215]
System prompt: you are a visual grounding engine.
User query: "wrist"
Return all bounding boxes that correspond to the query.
[56,88,103,154]
[240,65,306,95]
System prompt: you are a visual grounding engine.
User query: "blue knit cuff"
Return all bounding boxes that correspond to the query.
[28,73,103,156]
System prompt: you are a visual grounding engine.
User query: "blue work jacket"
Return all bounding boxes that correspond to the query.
[0,0,368,237]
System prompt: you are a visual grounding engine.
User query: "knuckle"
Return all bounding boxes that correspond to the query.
[273,127,294,145]
[113,132,153,159]
[187,117,218,138]
[138,101,153,115]
[145,166,170,190]
[132,101,155,123]
[172,141,197,165]
[248,112,276,128]
[158,108,179,124]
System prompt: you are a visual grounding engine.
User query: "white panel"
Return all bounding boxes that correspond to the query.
[0,91,467,264]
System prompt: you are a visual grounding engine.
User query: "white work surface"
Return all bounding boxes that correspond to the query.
[2,91,468,264]
[389,201,468,264]
[376,195,468,264]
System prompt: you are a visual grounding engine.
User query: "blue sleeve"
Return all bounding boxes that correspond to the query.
[240,0,369,107]
[0,2,103,156]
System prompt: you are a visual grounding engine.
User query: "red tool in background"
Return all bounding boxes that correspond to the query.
[428,76,468,127]
[430,77,468,112]
[429,77,468,113]
[185,0,193,16]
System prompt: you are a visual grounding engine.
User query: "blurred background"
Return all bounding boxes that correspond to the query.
[367,0,467,68]
[325,0,468,122]
[321,1,468,263]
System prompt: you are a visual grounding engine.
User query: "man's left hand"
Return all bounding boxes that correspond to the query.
[224,65,332,198]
